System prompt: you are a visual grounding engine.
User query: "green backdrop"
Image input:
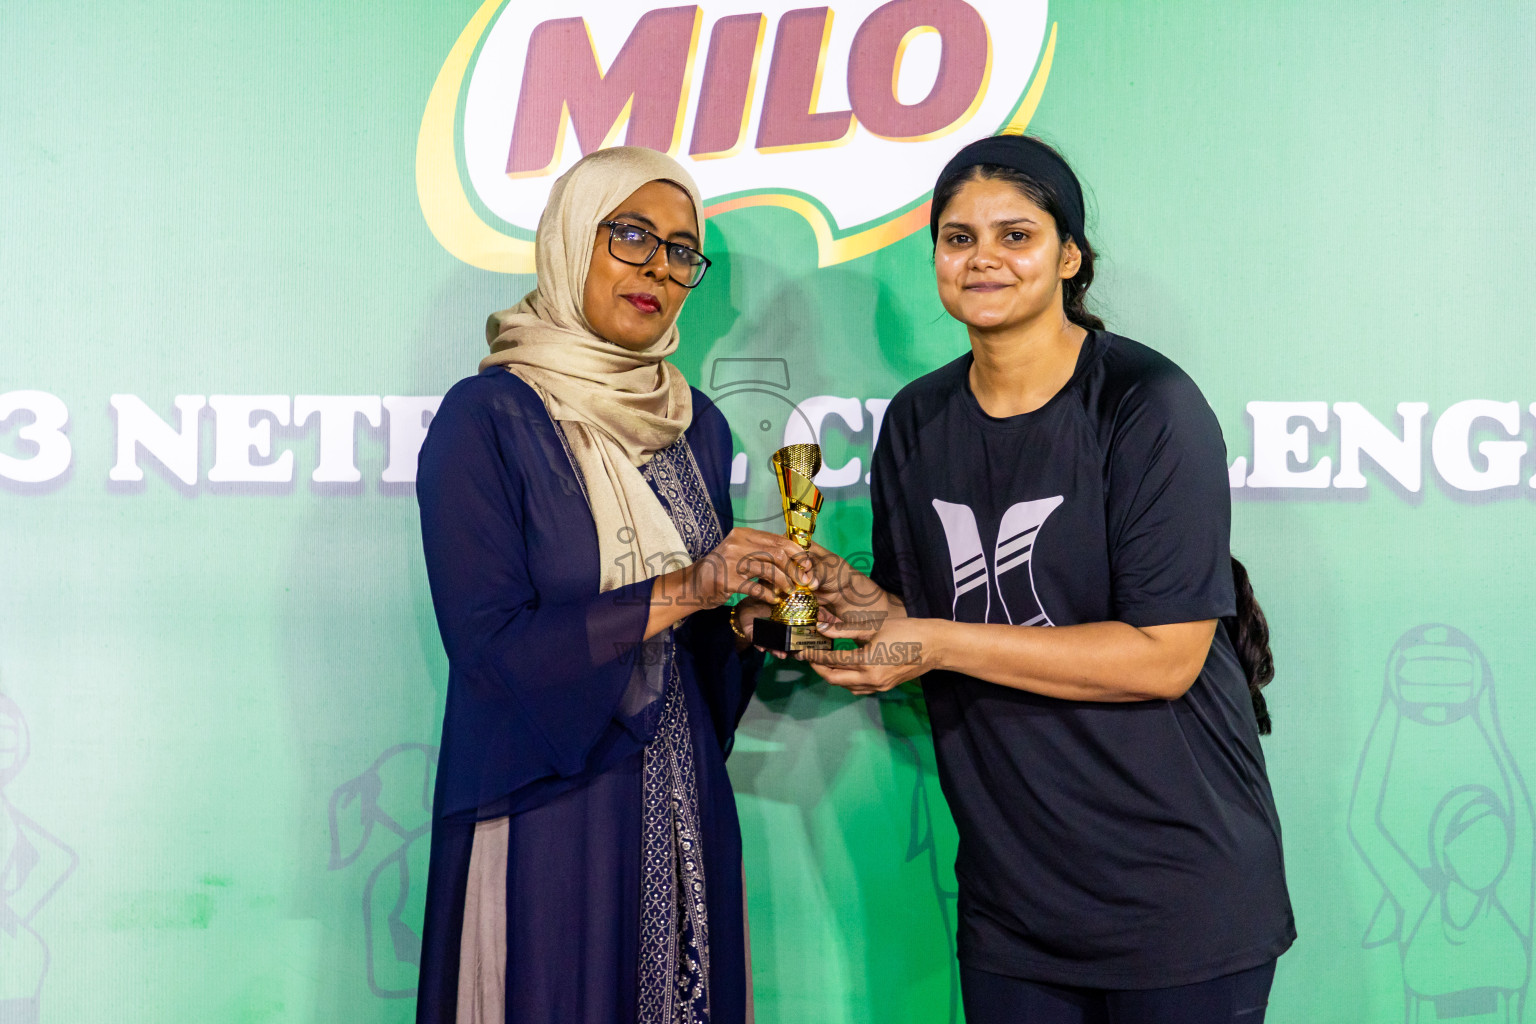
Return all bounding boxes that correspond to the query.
[4,2,1535,1022]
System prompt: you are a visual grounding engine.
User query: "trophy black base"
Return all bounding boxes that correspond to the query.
[753,617,832,653]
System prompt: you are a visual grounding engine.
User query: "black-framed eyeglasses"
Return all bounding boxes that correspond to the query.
[598,220,711,288]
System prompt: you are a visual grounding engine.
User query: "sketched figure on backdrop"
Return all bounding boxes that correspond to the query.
[329,744,438,999]
[705,356,817,527]
[0,693,78,1024]
[1349,625,1535,1023]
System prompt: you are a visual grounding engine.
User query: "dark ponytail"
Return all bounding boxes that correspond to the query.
[1226,557,1274,735]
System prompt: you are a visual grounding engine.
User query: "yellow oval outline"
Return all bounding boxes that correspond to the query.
[416,4,1056,273]
[417,0,533,274]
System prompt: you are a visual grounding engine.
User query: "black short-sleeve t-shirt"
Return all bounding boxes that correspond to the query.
[870,331,1295,988]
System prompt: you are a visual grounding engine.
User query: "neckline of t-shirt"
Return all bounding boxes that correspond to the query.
[958,330,1108,429]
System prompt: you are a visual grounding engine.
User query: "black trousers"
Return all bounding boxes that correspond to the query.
[961,959,1277,1024]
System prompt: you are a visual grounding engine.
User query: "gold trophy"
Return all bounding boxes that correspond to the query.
[754,444,833,652]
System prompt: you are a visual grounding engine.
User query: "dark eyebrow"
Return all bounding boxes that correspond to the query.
[937,217,1040,236]
[611,211,699,247]
[610,211,657,231]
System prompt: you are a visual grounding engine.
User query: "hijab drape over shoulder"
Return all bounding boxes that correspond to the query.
[481,147,709,593]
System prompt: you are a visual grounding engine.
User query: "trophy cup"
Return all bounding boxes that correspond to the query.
[754,444,834,652]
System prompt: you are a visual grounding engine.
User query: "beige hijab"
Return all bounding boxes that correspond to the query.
[482,147,705,593]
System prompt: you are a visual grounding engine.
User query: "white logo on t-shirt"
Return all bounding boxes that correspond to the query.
[931,497,1064,625]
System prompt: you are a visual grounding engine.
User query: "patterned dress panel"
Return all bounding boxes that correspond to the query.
[642,437,724,563]
[636,438,724,1024]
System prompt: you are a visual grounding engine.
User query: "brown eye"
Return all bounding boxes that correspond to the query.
[666,243,702,267]
[946,233,973,247]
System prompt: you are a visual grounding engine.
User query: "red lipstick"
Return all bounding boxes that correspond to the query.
[623,293,661,314]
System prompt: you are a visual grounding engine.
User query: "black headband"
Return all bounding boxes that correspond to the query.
[929,135,1086,245]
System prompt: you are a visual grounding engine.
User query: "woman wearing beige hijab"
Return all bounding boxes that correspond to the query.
[414,147,803,1024]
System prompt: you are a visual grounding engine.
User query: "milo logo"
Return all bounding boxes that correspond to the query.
[419,0,1053,271]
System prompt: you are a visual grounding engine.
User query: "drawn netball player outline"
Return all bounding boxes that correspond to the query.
[930,496,1063,624]
[1348,625,1534,1023]
[329,743,438,999]
[707,357,821,527]
[0,693,78,1022]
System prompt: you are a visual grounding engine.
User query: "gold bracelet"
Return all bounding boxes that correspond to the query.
[728,603,751,642]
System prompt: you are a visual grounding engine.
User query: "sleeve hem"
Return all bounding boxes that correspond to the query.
[1116,601,1234,629]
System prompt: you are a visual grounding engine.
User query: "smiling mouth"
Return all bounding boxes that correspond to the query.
[965,282,1009,292]
[623,293,662,314]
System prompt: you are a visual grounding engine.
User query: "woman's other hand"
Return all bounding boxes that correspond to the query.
[699,527,816,607]
[802,541,904,627]
[728,596,775,649]
[796,615,933,695]
[647,527,810,638]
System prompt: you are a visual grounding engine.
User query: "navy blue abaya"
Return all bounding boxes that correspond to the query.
[414,369,759,1023]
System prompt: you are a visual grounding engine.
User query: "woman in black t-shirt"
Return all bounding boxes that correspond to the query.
[797,135,1295,1024]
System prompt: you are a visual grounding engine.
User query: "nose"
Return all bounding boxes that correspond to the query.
[640,241,669,280]
[969,239,1002,270]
